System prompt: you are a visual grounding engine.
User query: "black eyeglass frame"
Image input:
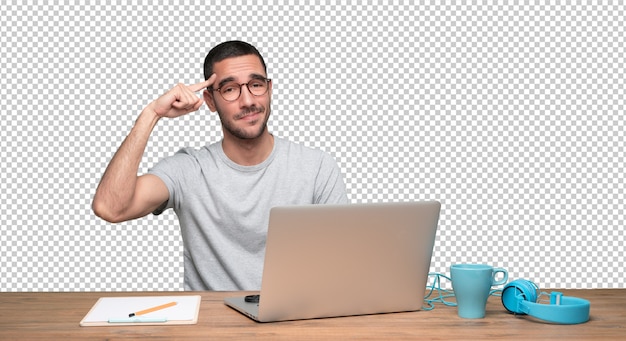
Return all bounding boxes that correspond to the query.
[209,78,272,102]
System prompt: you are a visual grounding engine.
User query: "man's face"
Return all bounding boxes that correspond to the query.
[204,54,272,140]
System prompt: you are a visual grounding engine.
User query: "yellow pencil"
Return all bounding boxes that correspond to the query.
[129,301,177,317]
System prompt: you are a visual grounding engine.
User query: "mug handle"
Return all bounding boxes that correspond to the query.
[492,267,509,286]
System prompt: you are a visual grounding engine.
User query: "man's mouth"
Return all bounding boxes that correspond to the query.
[236,108,263,120]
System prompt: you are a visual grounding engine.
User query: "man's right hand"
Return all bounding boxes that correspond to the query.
[148,74,217,119]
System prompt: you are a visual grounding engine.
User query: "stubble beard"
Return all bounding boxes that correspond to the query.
[218,104,271,140]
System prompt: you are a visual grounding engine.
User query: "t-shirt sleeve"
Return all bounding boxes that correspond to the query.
[314,151,350,204]
[147,148,198,215]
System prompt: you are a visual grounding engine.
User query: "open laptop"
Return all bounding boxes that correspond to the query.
[224,201,441,322]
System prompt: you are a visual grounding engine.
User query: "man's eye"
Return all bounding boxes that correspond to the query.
[222,85,237,93]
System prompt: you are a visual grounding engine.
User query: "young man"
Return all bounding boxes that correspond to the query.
[92,41,349,290]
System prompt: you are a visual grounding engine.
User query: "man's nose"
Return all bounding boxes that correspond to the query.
[239,84,255,106]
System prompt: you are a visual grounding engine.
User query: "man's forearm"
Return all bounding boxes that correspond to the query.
[92,107,160,221]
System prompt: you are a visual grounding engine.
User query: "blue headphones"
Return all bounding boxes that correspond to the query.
[501,279,590,324]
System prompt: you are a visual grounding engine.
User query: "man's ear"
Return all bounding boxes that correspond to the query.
[204,90,217,112]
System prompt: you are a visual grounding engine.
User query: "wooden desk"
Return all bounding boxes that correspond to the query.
[1,289,624,340]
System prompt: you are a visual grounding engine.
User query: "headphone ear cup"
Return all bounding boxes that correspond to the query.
[501,279,538,314]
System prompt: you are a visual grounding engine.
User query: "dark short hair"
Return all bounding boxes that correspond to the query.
[203,41,267,83]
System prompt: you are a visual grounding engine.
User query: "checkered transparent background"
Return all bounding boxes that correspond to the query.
[1,2,624,291]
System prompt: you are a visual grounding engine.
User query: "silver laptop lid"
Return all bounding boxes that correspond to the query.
[256,201,440,322]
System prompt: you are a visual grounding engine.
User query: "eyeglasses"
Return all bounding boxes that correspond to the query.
[211,78,272,102]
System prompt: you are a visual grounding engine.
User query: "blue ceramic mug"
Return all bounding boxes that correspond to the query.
[451,264,508,318]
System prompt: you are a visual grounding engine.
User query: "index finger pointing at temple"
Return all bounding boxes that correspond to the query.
[189,74,217,93]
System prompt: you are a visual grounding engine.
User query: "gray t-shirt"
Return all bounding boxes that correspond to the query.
[148,136,349,290]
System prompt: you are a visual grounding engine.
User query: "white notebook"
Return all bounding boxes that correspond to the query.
[80,295,201,326]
